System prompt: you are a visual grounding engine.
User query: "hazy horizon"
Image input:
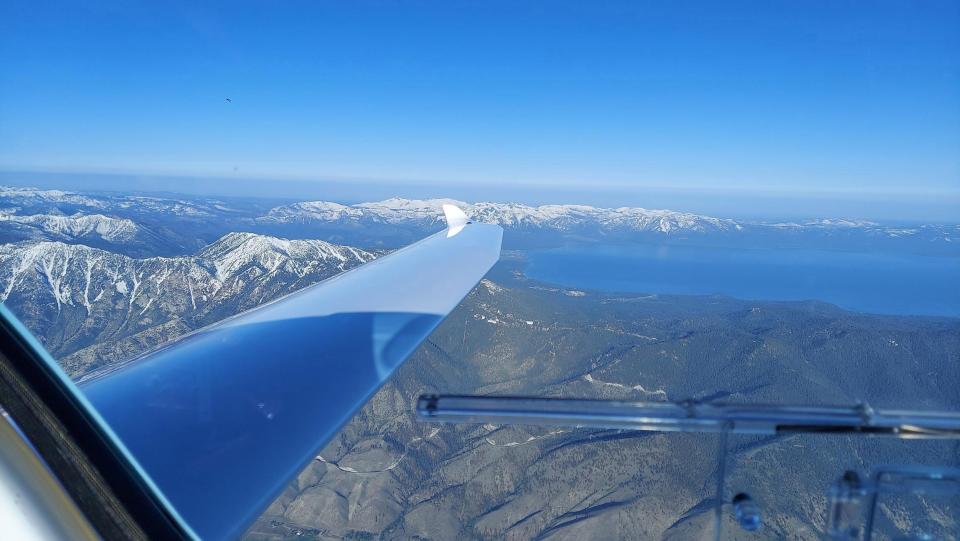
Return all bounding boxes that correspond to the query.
[2,2,958,224]
[1,168,957,224]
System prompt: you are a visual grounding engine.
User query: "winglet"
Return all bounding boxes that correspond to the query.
[442,204,469,236]
[442,204,469,228]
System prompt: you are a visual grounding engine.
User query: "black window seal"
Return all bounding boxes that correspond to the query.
[0,307,194,540]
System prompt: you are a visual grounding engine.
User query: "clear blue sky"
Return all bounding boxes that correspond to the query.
[1,1,958,219]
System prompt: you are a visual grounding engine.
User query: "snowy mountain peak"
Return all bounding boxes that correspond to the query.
[198,232,377,280]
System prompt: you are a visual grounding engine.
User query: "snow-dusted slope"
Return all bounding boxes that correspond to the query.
[0,233,377,368]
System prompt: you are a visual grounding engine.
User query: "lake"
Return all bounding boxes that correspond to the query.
[524,243,960,317]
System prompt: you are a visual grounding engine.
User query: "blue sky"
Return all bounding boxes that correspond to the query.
[1,1,958,219]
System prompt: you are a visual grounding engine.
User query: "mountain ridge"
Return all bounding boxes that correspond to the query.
[261,197,958,246]
[0,232,378,374]
[2,186,957,255]
[0,212,140,242]
[262,197,744,234]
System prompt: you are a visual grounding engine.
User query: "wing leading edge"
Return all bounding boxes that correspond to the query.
[80,220,502,540]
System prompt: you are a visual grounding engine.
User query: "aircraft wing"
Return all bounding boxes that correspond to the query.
[77,213,502,540]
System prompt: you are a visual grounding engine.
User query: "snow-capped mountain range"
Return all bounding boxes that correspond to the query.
[0,212,140,242]
[1,185,957,256]
[260,196,960,238]
[0,186,107,209]
[261,197,742,234]
[0,232,377,374]
[0,185,235,217]
[259,196,957,251]
[0,185,282,256]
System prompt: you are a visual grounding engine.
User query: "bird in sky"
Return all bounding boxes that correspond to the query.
[225,98,232,103]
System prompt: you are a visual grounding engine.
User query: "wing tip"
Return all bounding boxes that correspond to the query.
[442,204,469,229]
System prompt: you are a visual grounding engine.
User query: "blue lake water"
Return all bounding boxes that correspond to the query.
[525,244,960,317]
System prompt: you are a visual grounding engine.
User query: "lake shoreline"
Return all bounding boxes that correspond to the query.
[513,243,960,319]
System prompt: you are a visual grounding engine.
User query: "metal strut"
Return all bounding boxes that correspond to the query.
[416,394,960,439]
